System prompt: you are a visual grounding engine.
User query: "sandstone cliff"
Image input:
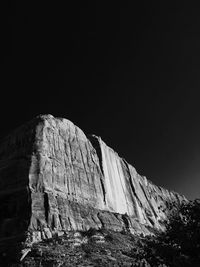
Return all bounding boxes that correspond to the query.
[0,114,187,253]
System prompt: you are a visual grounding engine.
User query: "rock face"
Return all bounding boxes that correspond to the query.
[0,114,187,252]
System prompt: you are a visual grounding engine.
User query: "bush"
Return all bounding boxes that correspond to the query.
[135,199,200,266]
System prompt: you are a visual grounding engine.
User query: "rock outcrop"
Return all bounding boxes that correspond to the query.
[0,114,187,254]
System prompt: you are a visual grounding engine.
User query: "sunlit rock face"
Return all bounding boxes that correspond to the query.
[0,114,187,249]
[90,136,186,227]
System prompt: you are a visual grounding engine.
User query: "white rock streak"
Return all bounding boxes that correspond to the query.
[99,138,130,214]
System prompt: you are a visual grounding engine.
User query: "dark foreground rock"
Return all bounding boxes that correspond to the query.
[0,114,187,261]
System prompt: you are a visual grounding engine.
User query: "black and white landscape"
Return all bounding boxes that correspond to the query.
[1,2,200,266]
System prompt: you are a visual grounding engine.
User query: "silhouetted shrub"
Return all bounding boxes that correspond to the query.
[134,199,200,266]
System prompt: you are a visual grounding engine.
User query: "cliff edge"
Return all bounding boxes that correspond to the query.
[0,114,187,256]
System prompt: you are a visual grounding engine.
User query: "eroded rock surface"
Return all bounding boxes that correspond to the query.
[0,114,187,252]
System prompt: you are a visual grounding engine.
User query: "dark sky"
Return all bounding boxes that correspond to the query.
[2,2,200,199]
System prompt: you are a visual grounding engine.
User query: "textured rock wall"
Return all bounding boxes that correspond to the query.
[0,118,39,253]
[0,114,187,249]
[90,136,186,228]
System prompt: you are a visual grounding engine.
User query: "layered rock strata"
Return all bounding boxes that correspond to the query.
[0,114,187,250]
